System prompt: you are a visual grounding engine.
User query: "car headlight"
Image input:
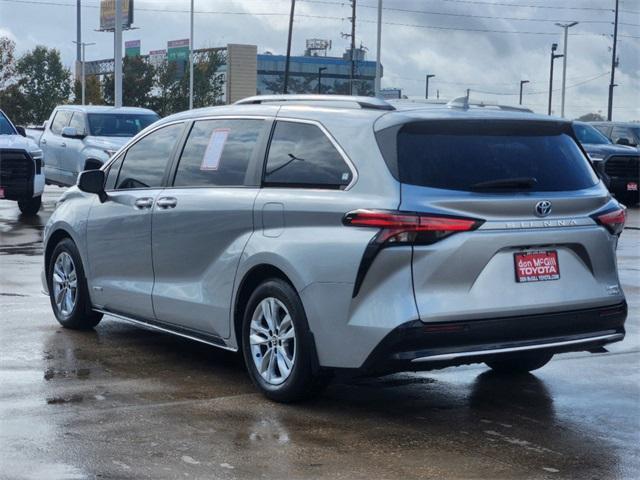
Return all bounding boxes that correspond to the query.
[588,153,605,162]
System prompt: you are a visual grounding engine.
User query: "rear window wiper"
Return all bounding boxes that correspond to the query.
[470,177,538,190]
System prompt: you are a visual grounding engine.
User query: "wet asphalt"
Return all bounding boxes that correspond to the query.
[0,186,638,480]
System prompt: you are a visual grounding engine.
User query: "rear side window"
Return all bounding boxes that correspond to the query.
[264,121,352,189]
[50,111,72,135]
[115,123,183,189]
[393,121,598,192]
[173,119,263,187]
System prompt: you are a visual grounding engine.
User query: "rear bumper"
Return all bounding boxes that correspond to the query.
[361,302,627,374]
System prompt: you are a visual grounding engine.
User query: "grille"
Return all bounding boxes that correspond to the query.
[605,155,640,178]
[0,150,34,187]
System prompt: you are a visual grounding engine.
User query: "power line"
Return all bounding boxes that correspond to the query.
[470,71,611,96]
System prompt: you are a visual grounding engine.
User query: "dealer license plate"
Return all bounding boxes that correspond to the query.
[514,250,560,283]
[627,182,638,191]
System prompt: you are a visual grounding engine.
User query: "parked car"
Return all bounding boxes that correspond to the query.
[40,106,159,187]
[42,95,627,402]
[573,121,639,205]
[0,109,45,215]
[590,121,640,150]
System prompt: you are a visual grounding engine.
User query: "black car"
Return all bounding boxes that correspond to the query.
[573,122,639,205]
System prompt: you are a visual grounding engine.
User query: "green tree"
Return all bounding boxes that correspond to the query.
[576,112,605,122]
[12,46,72,124]
[151,59,180,116]
[103,56,155,108]
[73,76,104,105]
[191,49,225,108]
[0,36,16,90]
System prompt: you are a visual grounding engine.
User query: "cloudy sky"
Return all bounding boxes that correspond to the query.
[1,0,639,120]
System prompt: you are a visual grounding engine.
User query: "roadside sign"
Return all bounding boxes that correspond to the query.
[125,40,140,57]
[167,39,190,63]
[99,0,134,31]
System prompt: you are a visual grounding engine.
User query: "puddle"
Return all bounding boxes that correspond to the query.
[46,395,84,405]
[44,368,92,381]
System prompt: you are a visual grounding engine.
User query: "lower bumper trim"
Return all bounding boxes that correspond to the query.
[411,332,624,363]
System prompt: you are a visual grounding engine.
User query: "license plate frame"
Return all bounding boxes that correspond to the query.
[627,181,638,192]
[514,250,560,283]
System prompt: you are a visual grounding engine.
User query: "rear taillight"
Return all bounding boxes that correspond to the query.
[593,207,626,235]
[343,209,482,245]
[344,210,483,298]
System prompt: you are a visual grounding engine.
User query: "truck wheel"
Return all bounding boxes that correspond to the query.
[17,195,41,216]
[485,353,553,374]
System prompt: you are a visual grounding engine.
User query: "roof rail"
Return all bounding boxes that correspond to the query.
[447,96,533,113]
[234,94,395,111]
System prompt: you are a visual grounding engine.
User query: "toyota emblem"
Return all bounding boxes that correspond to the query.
[535,200,552,217]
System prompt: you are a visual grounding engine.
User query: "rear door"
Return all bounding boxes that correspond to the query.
[387,119,621,322]
[151,117,270,338]
[86,122,185,320]
[42,110,72,183]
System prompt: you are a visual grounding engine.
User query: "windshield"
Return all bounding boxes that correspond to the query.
[87,113,159,137]
[393,121,599,192]
[573,123,611,145]
[0,112,16,135]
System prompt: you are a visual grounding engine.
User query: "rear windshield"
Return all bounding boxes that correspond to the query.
[394,121,599,192]
[87,113,159,137]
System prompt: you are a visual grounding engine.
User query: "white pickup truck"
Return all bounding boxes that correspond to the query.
[0,109,45,215]
[38,105,159,187]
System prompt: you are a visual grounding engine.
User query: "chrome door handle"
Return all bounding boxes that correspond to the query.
[60,142,66,147]
[156,197,177,209]
[134,197,154,209]
[40,139,47,145]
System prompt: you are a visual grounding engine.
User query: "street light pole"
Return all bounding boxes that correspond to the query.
[556,21,579,118]
[608,0,619,121]
[189,0,194,109]
[425,74,435,99]
[317,67,327,94]
[283,0,296,94]
[374,0,382,97]
[73,41,96,105]
[548,43,563,115]
[519,80,529,105]
[114,0,123,107]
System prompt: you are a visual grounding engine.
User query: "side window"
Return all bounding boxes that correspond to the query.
[173,119,263,187]
[612,127,636,145]
[264,121,353,189]
[50,111,72,135]
[104,155,124,191]
[68,112,86,135]
[115,123,184,190]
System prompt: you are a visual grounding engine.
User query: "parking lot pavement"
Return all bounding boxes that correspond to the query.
[1,186,639,480]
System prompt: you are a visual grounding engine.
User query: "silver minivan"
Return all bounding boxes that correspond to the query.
[42,95,627,402]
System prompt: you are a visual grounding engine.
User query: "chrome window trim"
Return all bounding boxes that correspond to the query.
[267,116,359,191]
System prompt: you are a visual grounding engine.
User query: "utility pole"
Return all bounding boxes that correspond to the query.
[189,0,194,109]
[317,67,327,94]
[374,0,382,97]
[114,0,123,107]
[548,43,563,115]
[73,41,95,105]
[519,80,529,105]
[76,0,81,63]
[425,74,435,99]
[608,0,619,121]
[350,0,357,95]
[556,21,578,118]
[283,0,296,94]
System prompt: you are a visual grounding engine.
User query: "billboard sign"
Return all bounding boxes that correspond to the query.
[125,39,140,57]
[149,49,167,67]
[100,0,134,31]
[167,39,190,62]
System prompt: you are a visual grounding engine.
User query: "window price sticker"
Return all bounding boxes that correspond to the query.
[200,129,230,171]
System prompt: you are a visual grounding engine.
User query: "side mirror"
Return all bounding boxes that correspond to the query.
[77,169,107,202]
[615,137,631,146]
[62,126,85,139]
[15,126,27,137]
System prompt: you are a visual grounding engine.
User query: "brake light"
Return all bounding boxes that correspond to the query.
[343,209,482,245]
[593,207,626,235]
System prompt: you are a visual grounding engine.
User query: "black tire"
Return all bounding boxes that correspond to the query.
[241,278,329,403]
[485,352,553,374]
[17,195,41,216]
[47,238,102,330]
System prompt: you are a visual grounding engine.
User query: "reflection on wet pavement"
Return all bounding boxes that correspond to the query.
[1,187,639,479]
